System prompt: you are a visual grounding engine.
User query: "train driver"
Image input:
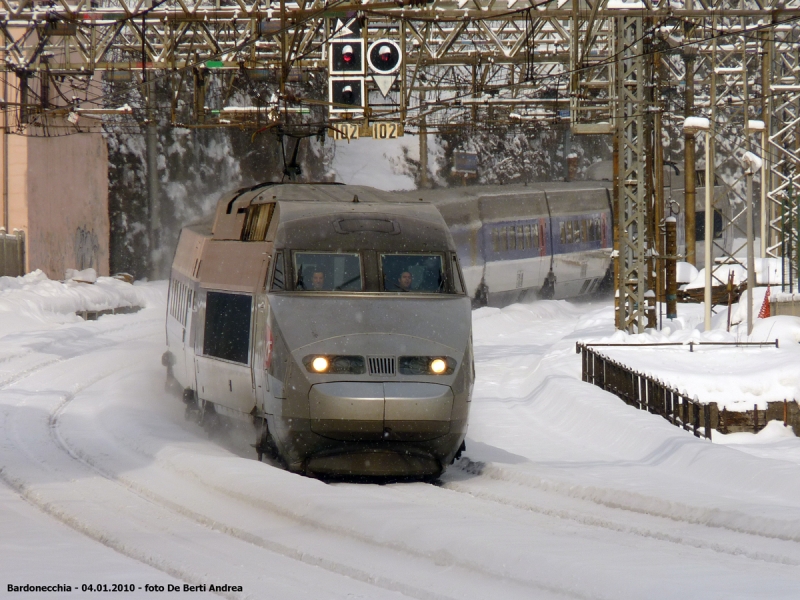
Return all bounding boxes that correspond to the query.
[311,271,326,291]
[397,270,413,292]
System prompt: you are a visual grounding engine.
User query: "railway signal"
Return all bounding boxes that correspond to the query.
[329,40,365,75]
[368,39,401,97]
[329,78,365,113]
[368,40,401,75]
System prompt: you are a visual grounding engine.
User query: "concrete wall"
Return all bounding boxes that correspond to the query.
[771,299,800,317]
[1,131,109,279]
[26,134,110,277]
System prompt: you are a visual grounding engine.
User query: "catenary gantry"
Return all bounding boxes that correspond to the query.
[1,0,798,330]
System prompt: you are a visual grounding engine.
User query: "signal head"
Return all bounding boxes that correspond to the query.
[368,39,401,75]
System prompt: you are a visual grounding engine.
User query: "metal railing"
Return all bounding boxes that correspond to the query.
[0,229,25,278]
[576,342,712,440]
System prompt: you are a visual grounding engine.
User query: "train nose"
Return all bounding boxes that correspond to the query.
[309,381,454,441]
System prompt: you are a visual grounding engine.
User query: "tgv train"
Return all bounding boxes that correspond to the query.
[412,182,614,306]
[164,183,473,479]
[410,163,729,306]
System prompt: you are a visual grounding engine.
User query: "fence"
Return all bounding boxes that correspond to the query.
[0,229,25,277]
[576,342,712,440]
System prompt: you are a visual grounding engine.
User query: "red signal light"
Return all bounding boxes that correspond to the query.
[342,44,354,63]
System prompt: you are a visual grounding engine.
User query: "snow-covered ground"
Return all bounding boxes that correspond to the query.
[2,276,800,599]
[577,301,800,411]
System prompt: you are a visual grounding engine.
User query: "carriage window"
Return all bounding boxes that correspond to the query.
[270,251,285,291]
[382,253,445,293]
[560,222,566,244]
[294,252,362,291]
[516,226,525,250]
[204,291,252,364]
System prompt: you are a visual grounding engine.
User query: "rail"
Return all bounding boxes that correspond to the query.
[576,342,712,440]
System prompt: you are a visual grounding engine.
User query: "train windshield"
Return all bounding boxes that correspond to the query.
[381,254,445,293]
[294,252,363,291]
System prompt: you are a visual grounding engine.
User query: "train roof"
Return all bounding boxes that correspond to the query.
[207,182,453,249]
[409,182,613,226]
[224,182,410,208]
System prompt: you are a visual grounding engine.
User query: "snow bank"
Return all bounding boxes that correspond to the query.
[716,419,796,446]
[682,258,782,289]
[0,270,160,335]
[676,261,698,284]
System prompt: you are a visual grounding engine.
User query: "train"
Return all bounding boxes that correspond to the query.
[164,183,474,479]
[163,172,729,478]
[407,161,729,306]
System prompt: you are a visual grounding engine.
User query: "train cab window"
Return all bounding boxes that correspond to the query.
[381,253,445,293]
[241,202,275,241]
[203,291,252,364]
[270,251,285,291]
[294,252,362,291]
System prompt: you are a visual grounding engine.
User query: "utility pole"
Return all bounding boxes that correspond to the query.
[743,149,761,335]
[143,14,161,279]
[683,46,697,266]
[2,46,8,232]
[419,90,429,189]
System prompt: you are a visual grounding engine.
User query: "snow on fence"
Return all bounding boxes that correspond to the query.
[576,341,798,438]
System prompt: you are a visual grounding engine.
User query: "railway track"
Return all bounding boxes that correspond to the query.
[0,311,591,600]
[3,300,800,599]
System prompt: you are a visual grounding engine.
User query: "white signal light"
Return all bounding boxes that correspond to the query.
[342,85,354,103]
[312,356,329,372]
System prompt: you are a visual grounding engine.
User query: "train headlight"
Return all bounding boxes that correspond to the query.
[398,356,457,376]
[430,358,447,374]
[302,355,366,374]
[311,356,329,372]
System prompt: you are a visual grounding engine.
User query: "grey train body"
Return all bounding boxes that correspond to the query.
[166,184,473,478]
[409,172,729,307]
